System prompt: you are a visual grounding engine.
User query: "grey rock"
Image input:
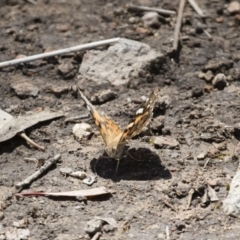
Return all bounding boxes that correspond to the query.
[103,224,115,233]
[95,89,117,104]
[84,219,102,235]
[59,167,73,175]
[204,60,233,71]
[79,38,165,86]
[58,61,77,79]
[154,136,180,149]
[11,82,39,98]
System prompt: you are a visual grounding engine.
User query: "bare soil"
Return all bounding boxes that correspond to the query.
[1,0,240,239]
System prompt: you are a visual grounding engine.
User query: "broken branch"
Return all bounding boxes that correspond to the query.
[18,132,45,151]
[15,154,61,189]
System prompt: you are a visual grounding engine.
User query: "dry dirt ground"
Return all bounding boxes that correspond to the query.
[1,0,240,239]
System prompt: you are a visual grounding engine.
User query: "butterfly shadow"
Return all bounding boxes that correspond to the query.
[90,147,171,181]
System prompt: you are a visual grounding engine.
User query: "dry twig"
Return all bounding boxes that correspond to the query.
[188,0,205,18]
[15,154,61,189]
[186,188,195,209]
[173,0,186,51]
[127,4,176,16]
[203,29,212,40]
[162,198,177,212]
[0,38,120,68]
[18,132,45,151]
[65,114,90,123]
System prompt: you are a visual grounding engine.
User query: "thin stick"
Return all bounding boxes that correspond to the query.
[19,132,45,151]
[188,0,205,18]
[91,232,101,240]
[203,158,211,169]
[64,114,90,123]
[186,188,195,210]
[173,0,186,51]
[163,198,177,212]
[0,38,120,68]
[127,4,176,16]
[203,29,212,40]
[15,154,61,189]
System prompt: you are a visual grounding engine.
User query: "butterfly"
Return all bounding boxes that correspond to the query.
[77,86,159,163]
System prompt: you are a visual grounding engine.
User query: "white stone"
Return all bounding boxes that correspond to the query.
[72,123,92,141]
[223,170,240,216]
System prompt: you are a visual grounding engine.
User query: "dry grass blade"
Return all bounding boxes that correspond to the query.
[0,38,120,68]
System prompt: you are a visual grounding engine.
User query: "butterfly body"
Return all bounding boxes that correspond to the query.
[78,87,159,161]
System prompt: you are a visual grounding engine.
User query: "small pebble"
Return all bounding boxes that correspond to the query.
[103,224,115,233]
[83,176,97,186]
[59,168,73,175]
[212,73,227,90]
[70,171,87,180]
[207,179,218,187]
[84,219,102,235]
[227,1,240,14]
[142,12,160,28]
[11,82,39,98]
[55,23,70,32]
[72,123,92,141]
[154,136,180,149]
[58,61,76,79]
[197,153,205,160]
[204,70,214,82]
[96,89,117,104]
[192,87,203,98]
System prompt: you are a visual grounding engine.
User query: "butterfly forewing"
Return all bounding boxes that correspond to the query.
[77,87,123,148]
[118,88,160,144]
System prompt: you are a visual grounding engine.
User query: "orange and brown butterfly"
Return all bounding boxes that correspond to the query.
[77,86,159,162]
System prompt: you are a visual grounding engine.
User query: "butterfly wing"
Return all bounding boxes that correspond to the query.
[77,87,123,148]
[118,88,160,145]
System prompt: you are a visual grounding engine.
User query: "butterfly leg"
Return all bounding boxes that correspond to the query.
[114,160,120,176]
